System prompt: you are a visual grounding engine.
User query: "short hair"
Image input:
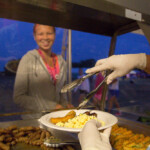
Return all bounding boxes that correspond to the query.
[33,24,56,34]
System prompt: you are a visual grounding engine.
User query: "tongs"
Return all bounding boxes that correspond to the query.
[76,74,108,109]
[61,72,97,93]
[44,137,79,147]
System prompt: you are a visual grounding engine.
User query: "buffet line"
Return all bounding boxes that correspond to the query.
[0,116,150,150]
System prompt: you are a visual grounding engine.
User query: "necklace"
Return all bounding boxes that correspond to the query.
[38,49,59,85]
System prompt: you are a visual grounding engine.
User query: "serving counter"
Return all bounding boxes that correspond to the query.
[0,118,81,150]
[0,117,149,150]
[117,117,150,136]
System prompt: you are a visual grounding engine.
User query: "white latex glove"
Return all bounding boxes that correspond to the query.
[86,53,146,84]
[78,120,112,150]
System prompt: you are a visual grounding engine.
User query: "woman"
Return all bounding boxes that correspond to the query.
[14,24,72,118]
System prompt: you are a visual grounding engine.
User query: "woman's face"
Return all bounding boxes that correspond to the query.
[34,25,55,52]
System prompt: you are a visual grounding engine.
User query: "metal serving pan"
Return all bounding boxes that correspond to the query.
[0,119,81,150]
[0,117,149,150]
[117,117,150,136]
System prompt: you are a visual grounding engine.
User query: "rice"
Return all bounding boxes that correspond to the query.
[56,113,105,128]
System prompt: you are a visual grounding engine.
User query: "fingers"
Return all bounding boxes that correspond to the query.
[86,119,101,128]
[78,120,102,150]
[86,66,102,74]
[84,119,97,126]
[103,127,112,138]
[101,127,112,142]
[78,119,99,143]
[95,58,107,66]
[80,120,99,134]
[86,63,110,74]
[106,71,119,84]
[86,58,107,74]
[106,71,117,84]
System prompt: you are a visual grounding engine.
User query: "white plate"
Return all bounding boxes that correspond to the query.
[39,109,118,133]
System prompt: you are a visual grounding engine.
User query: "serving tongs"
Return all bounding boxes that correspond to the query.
[77,74,108,110]
[44,137,79,147]
[61,72,97,93]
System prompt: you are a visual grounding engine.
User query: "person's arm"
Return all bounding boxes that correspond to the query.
[14,55,57,111]
[86,53,147,84]
[14,55,37,110]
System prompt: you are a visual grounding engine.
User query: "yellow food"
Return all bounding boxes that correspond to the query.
[110,124,150,150]
[56,113,105,128]
[50,110,76,124]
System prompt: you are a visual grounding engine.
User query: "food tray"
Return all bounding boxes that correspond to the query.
[0,117,149,150]
[0,119,81,150]
[117,117,150,136]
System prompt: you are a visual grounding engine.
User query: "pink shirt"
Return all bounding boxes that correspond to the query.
[38,50,59,85]
[94,73,106,100]
[95,73,104,95]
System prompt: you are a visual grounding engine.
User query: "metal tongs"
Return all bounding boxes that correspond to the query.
[61,72,97,93]
[61,71,109,109]
[76,74,108,109]
[44,137,79,147]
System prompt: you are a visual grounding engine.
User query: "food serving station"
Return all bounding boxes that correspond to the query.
[0,0,150,150]
[0,117,150,150]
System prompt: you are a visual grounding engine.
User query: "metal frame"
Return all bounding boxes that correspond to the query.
[67,30,72,103]
[0,0,150,110]
[0,0,145,36]
[100,22,141,110]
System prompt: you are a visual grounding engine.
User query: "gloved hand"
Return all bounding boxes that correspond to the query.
[78,120,112,150]
[86,53,146,84]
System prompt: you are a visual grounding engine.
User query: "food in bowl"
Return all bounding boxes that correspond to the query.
[50,110,105,129]
[50,110,76,124]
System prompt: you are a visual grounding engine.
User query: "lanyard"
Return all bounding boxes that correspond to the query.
[38,49,59,85]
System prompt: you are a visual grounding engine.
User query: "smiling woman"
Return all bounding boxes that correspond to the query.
[33,24,56,53]
[33,25,58,84]
[13,24,73,119]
